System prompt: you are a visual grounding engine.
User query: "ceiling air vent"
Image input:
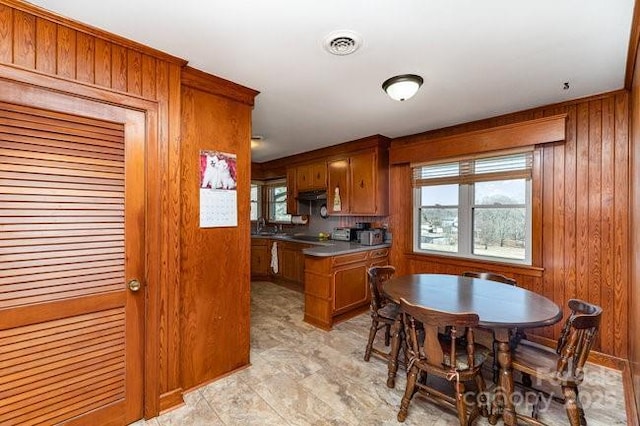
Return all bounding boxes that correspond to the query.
[323,30,362,56]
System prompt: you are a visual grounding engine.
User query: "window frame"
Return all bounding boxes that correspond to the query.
[250,180,262,222]
[412,152,533,265]
[265,179,291,224]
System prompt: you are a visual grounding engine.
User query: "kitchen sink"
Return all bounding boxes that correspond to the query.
[285,235,326,242]
[275,234,333,245]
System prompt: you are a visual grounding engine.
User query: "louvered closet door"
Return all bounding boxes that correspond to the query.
[0,100,144,425]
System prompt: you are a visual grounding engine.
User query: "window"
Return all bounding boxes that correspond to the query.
[266,180,291,223]
[413,151,532,264]
[250,182,261,221]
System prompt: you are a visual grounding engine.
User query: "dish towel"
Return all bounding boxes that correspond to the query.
[270,241,279,274]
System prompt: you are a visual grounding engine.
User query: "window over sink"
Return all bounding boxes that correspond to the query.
[250,179,292,224]
[412,150,532,264]
[250,182,261,221]
[266,179,291,223]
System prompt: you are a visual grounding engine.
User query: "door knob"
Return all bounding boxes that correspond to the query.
[128,279,142,292]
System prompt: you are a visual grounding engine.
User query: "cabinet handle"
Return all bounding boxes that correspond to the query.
[360,180,364,188]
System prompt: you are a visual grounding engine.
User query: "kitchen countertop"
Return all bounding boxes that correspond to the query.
[251,234,390,257]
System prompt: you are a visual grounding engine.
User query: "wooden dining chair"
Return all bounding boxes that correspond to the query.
[364,265,398,362]
[397,298,490,425]
[462,271,525,382]
[511,299,602,426]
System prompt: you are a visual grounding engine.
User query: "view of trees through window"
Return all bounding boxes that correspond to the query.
[270,185,291,223]
[472,179,526,259]
[250,183,259,221]
[418,178,527,261]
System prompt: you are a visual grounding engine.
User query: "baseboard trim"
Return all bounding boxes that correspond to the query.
[623,360,640,426]
[524,334,626,370]
[181,363,251,394]
[158,388,184,414]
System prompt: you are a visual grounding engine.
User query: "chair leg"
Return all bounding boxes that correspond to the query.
[387,318,403,388]
[474,373,489,418]
[531,393,541,419]
[397,365,419,422]
[364,318,379,362]
[384,323,391,346]
[454,381,468,426]
[562,385,585,426]
[492,340,500,384]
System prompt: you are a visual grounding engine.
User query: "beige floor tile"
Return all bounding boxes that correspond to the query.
[150,280,628,426]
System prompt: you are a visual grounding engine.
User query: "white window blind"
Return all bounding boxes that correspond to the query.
[412,151,533,187]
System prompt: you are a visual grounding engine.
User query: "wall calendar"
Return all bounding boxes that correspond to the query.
[199,150,238,228]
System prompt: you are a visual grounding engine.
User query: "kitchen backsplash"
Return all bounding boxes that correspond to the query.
[296,205,389,235]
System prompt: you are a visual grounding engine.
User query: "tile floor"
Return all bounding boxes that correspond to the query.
[136,281,627,425]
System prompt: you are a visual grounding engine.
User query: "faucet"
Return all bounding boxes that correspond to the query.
[257,217,266,233]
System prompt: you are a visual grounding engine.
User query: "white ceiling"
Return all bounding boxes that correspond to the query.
[29,0,635,163]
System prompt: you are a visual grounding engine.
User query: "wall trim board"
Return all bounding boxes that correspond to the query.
[624,361,640,426]
[0,61,159,105]
[181,66,259,106]
[254,134,391,178]
[630,17,640,420]
[394,90,626,148]
[158,388,184,414]
[626,0,640,89]
[0,0,187,66]
[402,253,544,278]
[390,114,567,165]
[0,60,165,418]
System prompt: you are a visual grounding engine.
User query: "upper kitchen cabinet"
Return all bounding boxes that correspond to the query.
[327,137,390,216]
[349,150,378,214]
[296,161,327,191]
[286,167,298,214]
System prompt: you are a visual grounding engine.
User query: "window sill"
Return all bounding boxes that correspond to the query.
[404,252,544,278]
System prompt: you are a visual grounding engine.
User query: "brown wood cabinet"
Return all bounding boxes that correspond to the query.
[286,167,298,214]
[251,238,271,279]
[327,145,389,216]
[304,248,389,329]
[296,161,327,191]
[349,150,378,214]
[251,239,310,290]
[279,241,310,284]
[327,159,350,214]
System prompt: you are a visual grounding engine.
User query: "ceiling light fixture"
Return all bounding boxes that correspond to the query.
[382,74,424,101]
[250,135,264,149]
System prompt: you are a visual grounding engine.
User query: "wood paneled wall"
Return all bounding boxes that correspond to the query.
[0,0,185,415]
[179,67,257,390]
[629,13,640,417]
[389,91,629,360]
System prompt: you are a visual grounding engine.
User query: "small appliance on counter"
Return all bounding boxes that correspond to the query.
[331,227,357,242]
[358,229,384,246]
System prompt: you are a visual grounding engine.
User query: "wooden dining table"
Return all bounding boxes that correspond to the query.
[382,273,563,426]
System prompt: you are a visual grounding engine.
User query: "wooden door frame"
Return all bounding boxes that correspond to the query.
[0,62,165,418]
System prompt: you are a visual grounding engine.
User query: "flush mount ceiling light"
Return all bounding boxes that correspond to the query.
[250,135,264,149]
[382,74,424,101]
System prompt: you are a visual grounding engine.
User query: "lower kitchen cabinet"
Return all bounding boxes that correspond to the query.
[251,238,310,291]
[250,238,270,279]
[303,247,389,329]
[278,241,311,285]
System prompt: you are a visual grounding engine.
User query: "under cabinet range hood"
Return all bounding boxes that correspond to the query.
[296,190,327,201]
